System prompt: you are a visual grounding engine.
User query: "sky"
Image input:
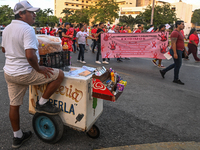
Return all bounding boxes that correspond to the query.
[0,0,200,12]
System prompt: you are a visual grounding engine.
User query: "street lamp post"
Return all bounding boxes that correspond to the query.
[150,0,155,25]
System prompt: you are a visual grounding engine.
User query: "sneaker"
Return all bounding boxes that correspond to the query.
[77,60,80,62]
[151,60,157,66]
[195,60,200,62]
[95,61,101,64]
[81,61,86,64]
[80,60,83,63]
[12,131,32,149]
[157,64,166,69]
[159,70,165,79]
[173,79,184,85]
[125,57,130,60]
[36,101,61,115]
[102,61,109,64]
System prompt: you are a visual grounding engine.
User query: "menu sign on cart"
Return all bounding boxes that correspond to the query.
[101,32,169,59]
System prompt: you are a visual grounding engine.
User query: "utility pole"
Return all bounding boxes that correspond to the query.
[150,0,155,25]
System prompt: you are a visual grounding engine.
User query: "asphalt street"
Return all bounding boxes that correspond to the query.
[1,37,200,150]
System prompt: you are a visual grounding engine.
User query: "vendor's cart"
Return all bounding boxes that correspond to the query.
[29,35,126,144]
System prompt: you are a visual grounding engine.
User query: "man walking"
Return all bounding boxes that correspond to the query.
[95,22,109,64]
[1,1,64,148]
[160,21,186,85]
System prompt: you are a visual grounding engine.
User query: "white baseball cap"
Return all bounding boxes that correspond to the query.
[13,1,40,15]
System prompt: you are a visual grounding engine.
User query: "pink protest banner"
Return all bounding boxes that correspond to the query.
[101,32,169,59]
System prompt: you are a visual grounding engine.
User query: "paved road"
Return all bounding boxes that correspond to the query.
[1,37,200,149]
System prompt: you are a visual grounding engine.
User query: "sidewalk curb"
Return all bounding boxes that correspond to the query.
[96,142,200,150]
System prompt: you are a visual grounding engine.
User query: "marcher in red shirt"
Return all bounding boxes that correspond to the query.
[50,28,56,36]
[147,25,154,33]
[160,21,187,85]
[103,25,108,33]
[135,24,142,33]
[46,26,50,35]
[61,22,73,52]
[91,25,97,53]
[122,25,128,33]
[187,28,200,62]
[40,26,46,34]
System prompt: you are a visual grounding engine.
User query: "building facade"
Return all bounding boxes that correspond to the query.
[171,1,193,35]
[54,0,136,18]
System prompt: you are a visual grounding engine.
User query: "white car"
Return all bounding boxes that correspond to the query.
[0,26,5,36]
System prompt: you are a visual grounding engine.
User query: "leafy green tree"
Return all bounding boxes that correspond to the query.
[0,5,14,25]
[90,0,119,24]
[48,15,59,27]
[61,8,73,22]
[44,8,53,25]
[135,4,177,26]
[68,9,90,24]
[35,10,48,27]
[119,15,135,30]
[191,9,200,26]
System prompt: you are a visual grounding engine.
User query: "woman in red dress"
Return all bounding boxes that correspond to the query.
[61,22,74,52]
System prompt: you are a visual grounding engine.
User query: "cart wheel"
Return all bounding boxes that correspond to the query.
[87,125,100,139]
[32,113,64,144]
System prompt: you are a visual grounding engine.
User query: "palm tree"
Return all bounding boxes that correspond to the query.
[44,8,53,25]
[61,8,73,22]
[119,15,135,30]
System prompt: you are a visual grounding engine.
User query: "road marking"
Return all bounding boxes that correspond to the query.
[184,64,200,68]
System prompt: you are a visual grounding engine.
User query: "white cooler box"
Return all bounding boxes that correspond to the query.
[29,68,103,132]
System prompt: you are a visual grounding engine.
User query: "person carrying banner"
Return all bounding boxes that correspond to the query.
[122,25,128,33]
[95,22,109,64]
[160,21,187,85]
[114,25,123,62]
[127,26,132,33]
[151,24,166,68]
[147,25,154,33]
[187,28,200,62]
[121,25,130,60]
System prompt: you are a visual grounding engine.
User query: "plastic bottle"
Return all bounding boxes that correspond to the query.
[111,72,115,82]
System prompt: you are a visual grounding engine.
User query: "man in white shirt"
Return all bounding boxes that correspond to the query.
[1,1,64,148]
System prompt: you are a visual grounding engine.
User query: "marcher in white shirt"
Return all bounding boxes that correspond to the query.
[76,25,96,63]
